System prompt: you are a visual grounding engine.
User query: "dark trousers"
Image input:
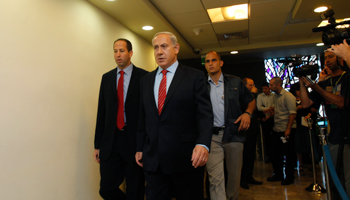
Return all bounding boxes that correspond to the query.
[241,132,257,182]
[270,129,297,179]
[144,166,205,200]
[99,128,145,200]
[261,117,274,159]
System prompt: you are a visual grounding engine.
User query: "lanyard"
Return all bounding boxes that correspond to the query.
[330,71,346,91]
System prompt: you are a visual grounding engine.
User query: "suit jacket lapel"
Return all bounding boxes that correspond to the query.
[163,64,186,111]
[125,66,139,102]
[111,68,118,99]
[149,69,158,113]
[223,74,229,122]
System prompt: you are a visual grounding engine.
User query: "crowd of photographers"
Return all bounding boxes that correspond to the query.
[299,38,350,198]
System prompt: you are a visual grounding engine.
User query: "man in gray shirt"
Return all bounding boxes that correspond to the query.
[267,77,297,185]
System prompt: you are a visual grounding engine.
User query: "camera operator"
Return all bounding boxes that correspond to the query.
[299,50,350,197]
[327,39,350,69]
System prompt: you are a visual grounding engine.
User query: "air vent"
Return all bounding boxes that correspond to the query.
[216,30,248,40]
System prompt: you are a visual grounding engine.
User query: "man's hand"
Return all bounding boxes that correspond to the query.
[235,113,251,131]
[319,67,331,82]
[191,145,209,168]
[328,39,350,59]
[93,149,100,164]
[251,86,258,94]
[300,77,315,88]
[304,113,312,122]
[135,152,143,167]
[284,128,291,138]
[263,108,271,114]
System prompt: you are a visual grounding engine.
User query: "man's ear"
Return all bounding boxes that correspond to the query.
[174,43,180,55]
[337,57,344,66]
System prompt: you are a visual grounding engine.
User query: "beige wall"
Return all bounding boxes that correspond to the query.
[0,0,155,199]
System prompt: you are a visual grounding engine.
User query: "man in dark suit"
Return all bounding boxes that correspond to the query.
[240,78,263,189]
[135,32,213,200]
[93,38,148,200]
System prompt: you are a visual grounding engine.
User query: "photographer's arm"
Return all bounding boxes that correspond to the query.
[301,77,345,109]
[309,83,344,109]
[299,79,313,108]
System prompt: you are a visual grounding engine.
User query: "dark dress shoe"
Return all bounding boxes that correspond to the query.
[281,178,294,185]
[246,177,263,185]
[267,175,283,182]
[240,181,249,189]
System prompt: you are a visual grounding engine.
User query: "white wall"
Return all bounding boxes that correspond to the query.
[0,1,155,199]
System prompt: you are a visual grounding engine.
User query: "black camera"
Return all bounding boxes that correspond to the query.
[312,8,350,46]
[278,55,319,79]
[293,65,319,78]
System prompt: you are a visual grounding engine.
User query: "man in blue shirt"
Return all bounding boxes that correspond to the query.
[205,51,255,200]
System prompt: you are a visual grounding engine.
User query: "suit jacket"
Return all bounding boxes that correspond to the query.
[207,73,254,143]
[94,65,148,161]
[137,63,213,174]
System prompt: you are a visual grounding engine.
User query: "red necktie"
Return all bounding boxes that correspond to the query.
[158,70,168,115]
[117,71,125,130]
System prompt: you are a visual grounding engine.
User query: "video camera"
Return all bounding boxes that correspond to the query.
[312,8,350,46]
[278,55,319,79]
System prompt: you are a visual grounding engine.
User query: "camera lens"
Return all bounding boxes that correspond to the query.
[322,29,350,46]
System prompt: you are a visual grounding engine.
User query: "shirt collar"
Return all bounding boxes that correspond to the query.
[117,63,133,75]
[157,60,178,75]
[262,92,273,97]
[278,88,286,96]
[208,73,223,83]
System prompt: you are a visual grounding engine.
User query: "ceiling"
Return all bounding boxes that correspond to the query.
[88,0,350,60]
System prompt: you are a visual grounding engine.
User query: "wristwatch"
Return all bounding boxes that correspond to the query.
[244,111,253,118]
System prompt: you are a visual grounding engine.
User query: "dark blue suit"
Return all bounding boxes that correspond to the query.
[95,65,148,200]
[137,63,213,199]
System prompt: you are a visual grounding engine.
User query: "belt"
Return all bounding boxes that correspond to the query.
[213,126,225,135]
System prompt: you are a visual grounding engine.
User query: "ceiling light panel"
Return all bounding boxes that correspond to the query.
[207,4,248,23]
[202,0,247,9]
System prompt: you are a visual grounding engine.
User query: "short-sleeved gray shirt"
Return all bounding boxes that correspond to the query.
[273,88,297,132]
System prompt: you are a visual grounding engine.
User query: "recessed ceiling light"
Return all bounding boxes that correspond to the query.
[316,43,324,46]
[142,26,154,31]
[314,6,328,13]
[230,51,238,54]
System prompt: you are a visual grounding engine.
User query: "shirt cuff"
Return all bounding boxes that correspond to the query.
[196,144,209,152]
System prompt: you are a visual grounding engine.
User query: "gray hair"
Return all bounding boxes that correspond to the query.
[152,31,178,46]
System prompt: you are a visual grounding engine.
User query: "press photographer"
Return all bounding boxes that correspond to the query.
[298,49,350,198]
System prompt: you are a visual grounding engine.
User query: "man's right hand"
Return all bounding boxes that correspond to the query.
[263,108,271,114]
[135,152,143,167]
[251,86,258,94]
[93,149,100,164]
[319,67,330,82]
